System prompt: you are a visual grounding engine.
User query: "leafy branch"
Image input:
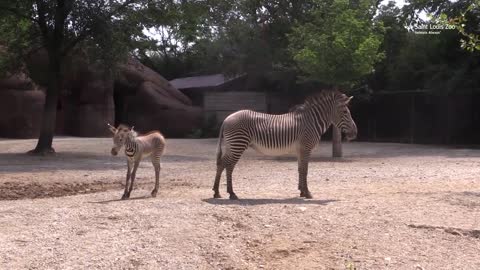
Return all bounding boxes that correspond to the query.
[436,2,480,52]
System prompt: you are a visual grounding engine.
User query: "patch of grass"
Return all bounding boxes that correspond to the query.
[345,261,357,270]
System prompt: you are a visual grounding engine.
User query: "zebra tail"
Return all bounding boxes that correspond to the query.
[216,123,225,166]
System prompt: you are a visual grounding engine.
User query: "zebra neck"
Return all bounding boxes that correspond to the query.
[124,137,138,156]
[305,106,333,136]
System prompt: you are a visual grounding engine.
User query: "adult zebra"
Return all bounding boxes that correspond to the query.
[213,90,357,200]
[108,124,166,200]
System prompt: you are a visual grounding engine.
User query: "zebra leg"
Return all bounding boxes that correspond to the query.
[298,177,303,194]
[122,161,132,200]
[222,136,249,200]
[224,146,247,200]
[151,161,161,197]
[213,163,224,198]
[226,164,238,200]
[298,150,313,199]
[127,160,140,197]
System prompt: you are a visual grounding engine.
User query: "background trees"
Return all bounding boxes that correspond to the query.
[1,0,479,152]
[0,0,154,154]
[369,0,480,93]
[288,0,384,88]
[287,0,384,156]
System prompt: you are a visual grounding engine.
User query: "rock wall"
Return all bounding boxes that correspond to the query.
[0,69,44,138]
[61,67,115,137]
[116,58,202,137]
[0,53,201,138]
[0,90,44,138]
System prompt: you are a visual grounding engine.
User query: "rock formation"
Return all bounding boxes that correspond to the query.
[0,71,45,138]
[115,58,201,137]
[0,52,201,138]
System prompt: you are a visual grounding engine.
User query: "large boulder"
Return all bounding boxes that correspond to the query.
[118,58,192,106]
[123,80,202,137]
[0,72,36,91]
[115,58,202,137]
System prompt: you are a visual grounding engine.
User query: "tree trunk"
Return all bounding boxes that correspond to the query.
[29,54,62,155]
[332,125,343,158]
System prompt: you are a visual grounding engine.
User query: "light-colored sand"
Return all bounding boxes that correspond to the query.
[0,138,479,269]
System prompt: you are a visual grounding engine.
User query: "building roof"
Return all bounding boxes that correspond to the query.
[170,74,244,90]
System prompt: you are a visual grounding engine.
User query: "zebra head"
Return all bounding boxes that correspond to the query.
[108,124,136,156]
[333,94,357,141]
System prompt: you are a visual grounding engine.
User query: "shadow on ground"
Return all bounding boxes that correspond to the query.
[202,197,338,206]
[0,152,123,173]
[89,195,153,204]
[0,153,210,173]
[264,156,355,163]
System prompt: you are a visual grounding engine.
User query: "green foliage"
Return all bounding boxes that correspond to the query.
[139,0,319,78]
[136,0,225,78]
[404,0,480,51]
[436,2,480,52]
[0,0,157,76]
[372,0,480,92]
[0,6,34,76]
[199,0,321,76]
[138,0,386,91]
[288,0,384,89]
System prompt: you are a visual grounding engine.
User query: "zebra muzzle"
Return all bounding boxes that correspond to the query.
[345,131,357,141]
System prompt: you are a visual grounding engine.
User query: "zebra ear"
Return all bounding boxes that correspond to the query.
[107,123,117,134]
[346,96,353,104]
[130,126,135,131]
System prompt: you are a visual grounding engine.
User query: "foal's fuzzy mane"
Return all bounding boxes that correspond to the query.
[116,124,131,132]
[115,124,163,137]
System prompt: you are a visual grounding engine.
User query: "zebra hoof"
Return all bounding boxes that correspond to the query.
[151,190,158,198]
[213,193,222,199]
[121,193,130,200]
[300,190,313,199]
[229,193,239,200]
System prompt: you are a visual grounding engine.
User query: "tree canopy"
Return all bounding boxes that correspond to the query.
[368,0,480,92]
[0,0,155,73]
[288,0,384,88]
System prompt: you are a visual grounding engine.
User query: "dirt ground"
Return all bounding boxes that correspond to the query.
[0,138,479,270]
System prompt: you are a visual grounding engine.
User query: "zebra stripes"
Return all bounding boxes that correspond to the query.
[124,137,138,158]
[213,90,357,200]
[109,124,166,200]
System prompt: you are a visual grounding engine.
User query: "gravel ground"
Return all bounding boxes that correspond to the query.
[0,138,479,270]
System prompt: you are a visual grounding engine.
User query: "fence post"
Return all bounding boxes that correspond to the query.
[409,95,415,144]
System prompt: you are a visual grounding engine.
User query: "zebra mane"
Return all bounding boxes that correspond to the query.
[116,124,130,131]
[304,89,349,107]
[116,124,162,138]
[289,104,306,112]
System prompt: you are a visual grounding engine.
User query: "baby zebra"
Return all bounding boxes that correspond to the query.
[108,123,166,200]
